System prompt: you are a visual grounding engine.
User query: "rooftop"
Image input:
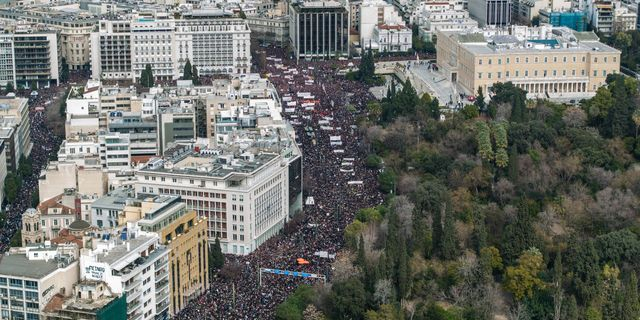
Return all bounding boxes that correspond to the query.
[0,254,68,279]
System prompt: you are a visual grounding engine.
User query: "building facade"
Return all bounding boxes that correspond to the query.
[136,196,208,316]
[469,0,512,26]
[0,34,15,88]
[13,30,61,89]
[436,26,621,99]
[539,9,587,31]
[289,1,350,60]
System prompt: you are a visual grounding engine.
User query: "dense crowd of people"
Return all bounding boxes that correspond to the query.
[177,49,384,319]
[0,86,64,252]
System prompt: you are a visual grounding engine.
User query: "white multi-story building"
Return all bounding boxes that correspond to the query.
[0,34,15,88]
[613,2,638,31]
[98,132,132,171]
[417,8,478,41]
[79,226,170,320]
[372,24,413,52]
[91,14,251,81]
[0,243,79,320]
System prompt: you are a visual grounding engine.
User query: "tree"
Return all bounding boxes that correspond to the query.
[4,173,20,204]
[140,64,154,88]
[9,230,20,247]
[5,81,14,93]
[569,239,603,305]
[365,304,402,320]
[330,278,367,320]
[344,220,365,250]
[503,248,545,300]
[475,87,486,114]
[501,200,538,265]
[60,57,69,83]
[30,81,37,91]
[210,238,225,269]
[562,295,579,320]
[462,104,479,119]
[552,251,564,320]
[183,59,193,80]
[621,272,640,320]
[441,206,459,260]
[192,65,200,85]
[356,234,367,269]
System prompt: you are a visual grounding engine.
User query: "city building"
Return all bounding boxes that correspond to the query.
[135,196,208,316]
[43,280,127,320]
[106,112,158,158]
[98,132,132,172]
[539,9,587,31]
[12,28,61,89]
[89,188,132,229]
[91,14,251,81]
[79,226,170,320]
[436,26,621,99]
[157,106,196,155]
[357,0,411,52]
[21,191,81,244]
[289,1,350,60]
[511,0,547,23]
[0,34,15,88]
[0,96,31,172]
[416,7,478,41]
[469,0,512,26]
[39,161,107,203]
[589,0,614,35]
[246,14,289,46]
[0,141,6,205]
[613,3,637,32]
[0,242,79,320]
[0,7,97,70]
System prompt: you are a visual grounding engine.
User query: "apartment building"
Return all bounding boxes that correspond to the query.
[0,141,6,205]
[0,34,15,88]
[0,243,79,320]
[0,8,97,70]
[107,112,158,157]
[90,20,132,80]
[590,0,614,35]
[613,4,637,32]
[79,227,170,320]
[12,29,61,89]
[436,26,620,99]
[43,280,127,320]
[135,196,208,316]
[289,1,350,60]
[0,96,31,172]
[469,0,512,26]
[246,14,289,46]
[98,132,132,172]
[157,106,195,155]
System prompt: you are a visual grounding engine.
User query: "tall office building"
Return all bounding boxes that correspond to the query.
[469,0,512,26]
[289,1,350,60]
[0,34,15,89]
[12,30,61,89]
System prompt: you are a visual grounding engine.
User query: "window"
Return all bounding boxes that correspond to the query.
[573,56,576,62]
[24,291,37,301]
[478,72,482,79]
[515,71,519,77]
[525,70,529,77]
[516,57,520,63]
[488,59,492,65]
[497,72,501,79]
[594,70,597,76]
[535,57,539,63]
[553,57,557,62]
[563,57,567,62]
[604,57,607,63]
[9,279,22,288]
[534,70,538,76]
[525,57,529,63]
[506,71,510,77]
[594,57,598,63]
[498,59,502,64]
[24,281,36,290]
[543,57,547,63]
[603,70,607,76]
[478,59,482,65]
[488,73,492,79]
[506,58,510,63]
[0,278,6,286]
[9,289,21,299]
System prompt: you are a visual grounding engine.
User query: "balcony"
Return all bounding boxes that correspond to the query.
[127,299,142,314]
[155,290,169,302]
[155,278,169,289]
[124,279,141,292]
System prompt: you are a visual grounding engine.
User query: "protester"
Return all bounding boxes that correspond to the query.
[177,47,384,319]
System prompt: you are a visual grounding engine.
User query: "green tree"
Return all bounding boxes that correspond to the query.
[569,239,603,305]
[344,220,365,250]
[9,230,20,247]
[192,65,200,85]
[378,170,396,194]
[553,251,564,320]
[18,155,32,178]
[330,278,367,320]
[475,87,486,114]
[501,200,538,265]
[441,206,459,260]
[461,104,479,119]
[562,295,579,320]
[183,59,193,80]
[210,237,225,269]
[5,81,14,93]
[30,81,37,91]
[275,285,315,320]
[621,272,640,320]
[60,57,70,83]
[4,173,21,204]
[356,234,366,269]
[503,248,546,300]
[140,64,154,87]
[365,304,402,320]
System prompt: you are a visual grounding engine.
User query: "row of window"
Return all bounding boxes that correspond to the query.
[479,55,617,65]
[477,69,615,79]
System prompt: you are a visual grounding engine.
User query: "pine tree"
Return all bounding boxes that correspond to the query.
[192,65,200,85]
[5,81,13,93]
[183,59,193,80]
[622,273,640,320]
[562,295,579,320]
[475,87,486,114]
[553,251,564,320]
[356,234,366,269]
[210,237,225,269]
[441,205,459,260]
[571,240,603,305]
[142,64,154,88]
[508,145,519,183]
[432,206,443,257]
[472,210,487,253]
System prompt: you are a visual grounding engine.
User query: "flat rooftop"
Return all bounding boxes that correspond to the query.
[0,254,62,279]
